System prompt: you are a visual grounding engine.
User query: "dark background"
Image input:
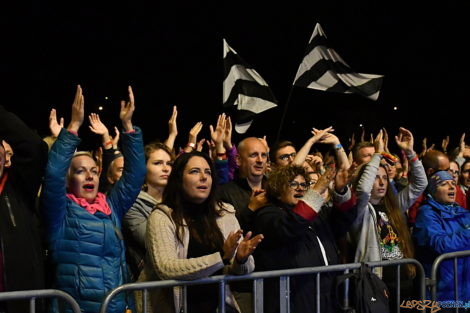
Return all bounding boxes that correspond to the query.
[1,1,469,154]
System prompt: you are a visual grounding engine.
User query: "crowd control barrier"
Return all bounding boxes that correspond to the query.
[0,289,81,313]
[430,249,470,313]
[100,258,425,313]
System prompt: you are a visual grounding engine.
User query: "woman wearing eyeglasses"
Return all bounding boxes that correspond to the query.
[251,164,355,313]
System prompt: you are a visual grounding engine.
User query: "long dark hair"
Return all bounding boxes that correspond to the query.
[353,163,416,278]
[161,151,225,250]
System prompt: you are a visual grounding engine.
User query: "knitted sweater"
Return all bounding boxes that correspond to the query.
[143,202,254,313]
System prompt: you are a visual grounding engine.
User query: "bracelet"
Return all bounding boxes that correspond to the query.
[409,154,419,163]
[186,143,195,150]
[217,152,227,160]
[335,143,343,150]
[104,140,113,147]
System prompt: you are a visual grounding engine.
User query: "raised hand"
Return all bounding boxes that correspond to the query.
[360,127,365,143]
[312,165,336,195]
[394,127,414,154]
[458,133,466,158]
[185,121,203,152]
[334,164,357,193]
[419,137,428,158]
[196,138,206,152]
[258,135,269,153]
[120,86,135,132]
[67,85,84,132]
[373,129,384,153]
[49,108,64,137]
[88,113,109,136]
[348,132,356,151]
[441,135,450,153]
[210,113,226,151]
[383,128,390,153]
[112,127,120,150]
[223,116,233,149]
[311,126,334,144]
[168,105,178,137]
[236,231,264,264]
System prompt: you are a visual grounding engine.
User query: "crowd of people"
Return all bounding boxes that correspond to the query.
[0,85,469,313]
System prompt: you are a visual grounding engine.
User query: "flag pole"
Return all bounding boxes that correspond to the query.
[275,85,295,142]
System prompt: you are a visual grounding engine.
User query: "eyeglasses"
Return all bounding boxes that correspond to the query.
[279,152,297,161]
[288,181,310,191]
[449,169,460,176]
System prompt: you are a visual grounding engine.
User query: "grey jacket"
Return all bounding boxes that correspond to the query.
[123,190,159,279]
[352,153,427,276]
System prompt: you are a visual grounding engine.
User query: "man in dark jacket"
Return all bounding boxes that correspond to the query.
[0,105,48,313]
[217,137,269,313]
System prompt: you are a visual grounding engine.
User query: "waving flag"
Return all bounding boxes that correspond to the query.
[293,23,383,101]
[223,39,278,134]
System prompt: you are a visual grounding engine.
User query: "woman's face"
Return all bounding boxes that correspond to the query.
[449,161,460,185]
[68,155,99,203]
[433,179,456,204]
[146,149,172,188]
[182,156,212,204]
[280,174,307,206]
[461,163,470,187]
[370,167,388,204]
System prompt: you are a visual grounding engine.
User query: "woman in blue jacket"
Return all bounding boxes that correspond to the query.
[42,85,146,313]
[413,170,470,303]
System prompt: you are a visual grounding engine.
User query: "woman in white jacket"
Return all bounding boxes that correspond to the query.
[143,151,263,313]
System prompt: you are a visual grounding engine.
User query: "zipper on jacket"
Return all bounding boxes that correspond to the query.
[3,195,16,227]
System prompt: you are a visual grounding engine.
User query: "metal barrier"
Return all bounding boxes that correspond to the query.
[0,289,81,313]
[430,250,470,312]
[100,258,425,313]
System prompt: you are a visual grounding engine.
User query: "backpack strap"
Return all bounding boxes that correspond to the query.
[335,271,358,310]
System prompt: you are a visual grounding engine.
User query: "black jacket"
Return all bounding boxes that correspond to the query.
[0,105,48,313]
[252,199,355,313]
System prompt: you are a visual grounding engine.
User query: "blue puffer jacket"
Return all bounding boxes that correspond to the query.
[413,197,470,301]
[42,128,146,313]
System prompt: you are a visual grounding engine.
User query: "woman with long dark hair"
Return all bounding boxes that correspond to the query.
[351,127,427,309]
[143,151,263,313]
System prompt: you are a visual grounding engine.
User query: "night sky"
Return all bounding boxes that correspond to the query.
[1,1,469,154]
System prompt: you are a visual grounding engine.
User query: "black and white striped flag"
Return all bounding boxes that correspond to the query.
[293,23,383,101]
[223,39,278,134]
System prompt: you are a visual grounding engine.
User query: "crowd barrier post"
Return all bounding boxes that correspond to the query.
[0,289,81,313]
[430,250,470,313]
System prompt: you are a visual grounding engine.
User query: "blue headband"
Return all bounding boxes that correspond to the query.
[428,170,454,195]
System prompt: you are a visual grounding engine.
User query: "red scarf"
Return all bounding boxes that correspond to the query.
[0,172,8,194]
[66,192,111,215]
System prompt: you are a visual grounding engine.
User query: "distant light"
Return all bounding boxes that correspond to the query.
[359,124,363,127]
[393,106,398,111]
[104,96,109,100]
[98,106,103,111]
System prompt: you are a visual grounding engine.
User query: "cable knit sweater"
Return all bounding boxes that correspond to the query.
[143,202,254,313]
